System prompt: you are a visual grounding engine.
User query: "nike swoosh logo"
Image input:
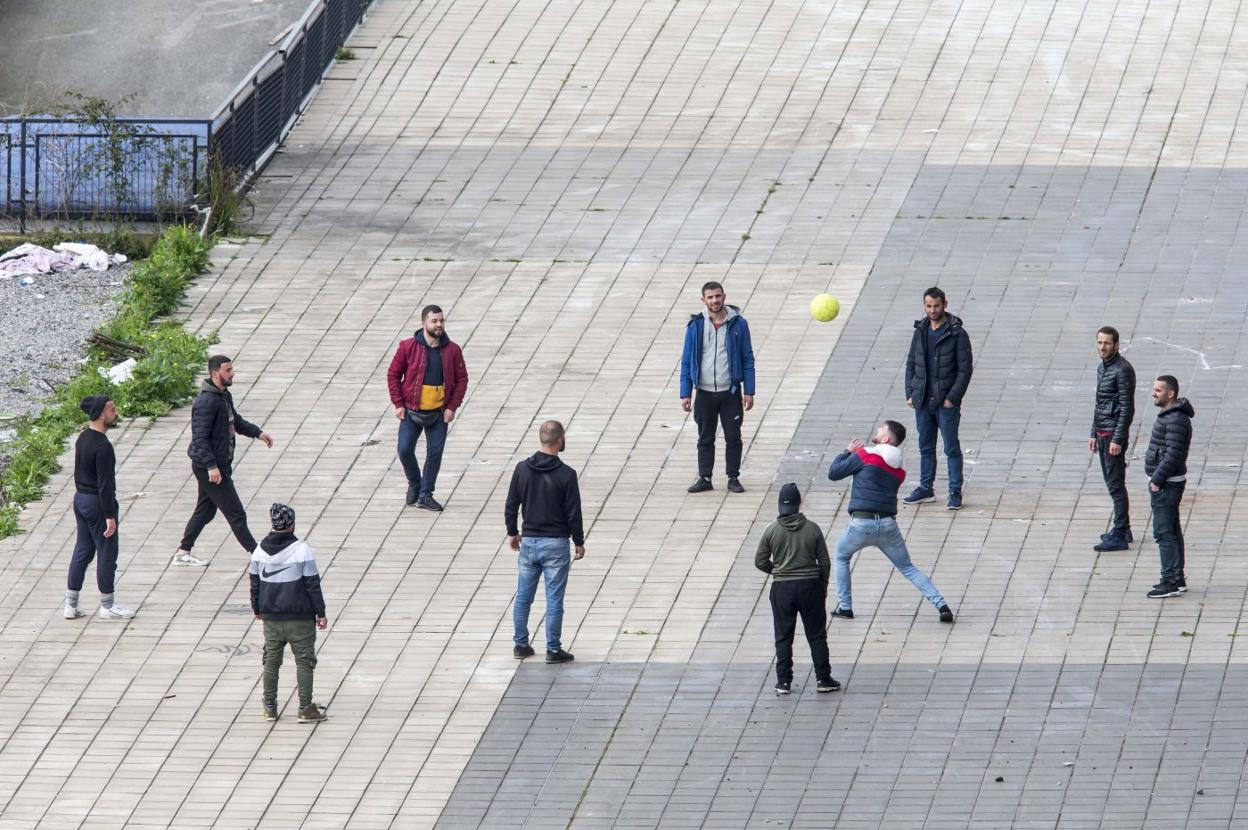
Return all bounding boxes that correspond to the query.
[261,565,293,578]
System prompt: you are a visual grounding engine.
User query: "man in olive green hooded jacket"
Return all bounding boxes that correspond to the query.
[755,483,839,695]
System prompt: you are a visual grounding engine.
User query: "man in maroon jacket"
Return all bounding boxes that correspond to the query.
[386,305,468,511]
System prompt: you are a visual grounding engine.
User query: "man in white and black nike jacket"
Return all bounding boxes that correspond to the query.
[250,503,328,722]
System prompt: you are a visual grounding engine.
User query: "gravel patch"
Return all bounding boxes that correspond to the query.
[0,265,130,451]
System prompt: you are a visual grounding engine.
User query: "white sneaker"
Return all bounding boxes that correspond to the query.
[63,604,84,619]
[172,551,209,567]
[98,604,136,620]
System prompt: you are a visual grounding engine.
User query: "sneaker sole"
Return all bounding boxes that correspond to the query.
[816,686,840,694]
[775,689,791,696]
[947,504,962,511]
[1148,591,1181,599]
[416,503,443,512]
[905,496,936,504]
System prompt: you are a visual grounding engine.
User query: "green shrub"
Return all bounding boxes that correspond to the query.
[0,224,213,538]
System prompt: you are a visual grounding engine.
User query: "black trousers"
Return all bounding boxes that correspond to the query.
[1151,481,1186,585]
[694,389,743,478]
[1097,435,1130,533]
[179,464,257,553]
[770,577,832,683]
[69,492,118,593]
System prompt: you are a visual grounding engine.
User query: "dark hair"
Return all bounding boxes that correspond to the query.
[1098,325,1120,344]
[884,419,907,445]
[540,420,565,446]
[1156,375,1179,395]
[923,286,947,304]
[208,355,232,373]
[421,304,443,320]
[701,281,724,297]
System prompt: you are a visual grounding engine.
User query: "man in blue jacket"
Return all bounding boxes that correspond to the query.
[904,287,973,510]
[827,420,954,623]
[679,282,756,493]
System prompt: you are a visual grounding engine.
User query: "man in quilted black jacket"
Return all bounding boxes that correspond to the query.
[1144,375,1194,599]
[1090,326,1137,552]
[174,355,274,566]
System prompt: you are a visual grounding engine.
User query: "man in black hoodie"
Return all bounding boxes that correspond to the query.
[250,503,328,722]
[755,483,839,696]
[505,420,585,664]
[903,287,973,510]
[1144,375,1195,599]
[175,355,274,566]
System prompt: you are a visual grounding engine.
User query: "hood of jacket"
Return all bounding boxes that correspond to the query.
[413,330,450,347]
[1160,398,1195,419]
[913,312,964,333]
[200,379,228,396]
[864,443,903,468]
[777,512,808,531]
[689,304,742,325]
[526,451,565,473]
[258,531,303,558]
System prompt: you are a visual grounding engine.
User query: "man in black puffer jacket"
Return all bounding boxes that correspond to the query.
[175,355,274,566]
[1090,326,1137,552]
[1143,375,1194,598]
[904,287,973,510]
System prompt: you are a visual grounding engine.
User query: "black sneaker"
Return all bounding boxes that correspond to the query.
[938,605,954,623]
[1147,584,1181,599]
[1094,530,1130,552]
[1176,578,1188,593]
[830,607,854,621]
[947,492,963,511]
[262,703,278,722]
[726,477,745,493]
[774,681,791,696]
[513,644,535,659]
[417,495,444,512]
[545,648,575,664]
[816,677,841,693]
[405,483,419,505]
[687,477,713,493]
[1101,529,1135,544]
[903,487,935,504]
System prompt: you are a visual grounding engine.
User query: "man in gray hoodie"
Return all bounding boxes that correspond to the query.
[755,483,839,695]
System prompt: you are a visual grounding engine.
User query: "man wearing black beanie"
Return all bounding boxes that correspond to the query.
[66,396,136,619]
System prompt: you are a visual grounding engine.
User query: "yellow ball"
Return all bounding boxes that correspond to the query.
[810,293,840,322]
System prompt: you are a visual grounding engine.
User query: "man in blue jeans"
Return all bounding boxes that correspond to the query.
[827,420,954,623]
[505,420,585,663]
[903,287,973,510]
[386,305,469,512]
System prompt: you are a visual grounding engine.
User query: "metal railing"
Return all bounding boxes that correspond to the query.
[212,0,374,182]
[0,0,374,225]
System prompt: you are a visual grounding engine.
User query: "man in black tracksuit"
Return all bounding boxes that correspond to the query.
[755,483,839,696]
[1144,375,1194,599]
[175,355,274,566]
[1090,326,1136,552]
[506,420,585,664]
[66,396,136,620]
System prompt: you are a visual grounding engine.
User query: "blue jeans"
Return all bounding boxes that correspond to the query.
[834,516,946,612]
[915,402,963,493]
[397,411,447,497]
[513,537,572,652]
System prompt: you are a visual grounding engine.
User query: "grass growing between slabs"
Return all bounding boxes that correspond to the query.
[0,225,215,538]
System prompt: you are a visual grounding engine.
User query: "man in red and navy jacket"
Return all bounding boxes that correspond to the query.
[386,304,468,512]
[826,419,954,624]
